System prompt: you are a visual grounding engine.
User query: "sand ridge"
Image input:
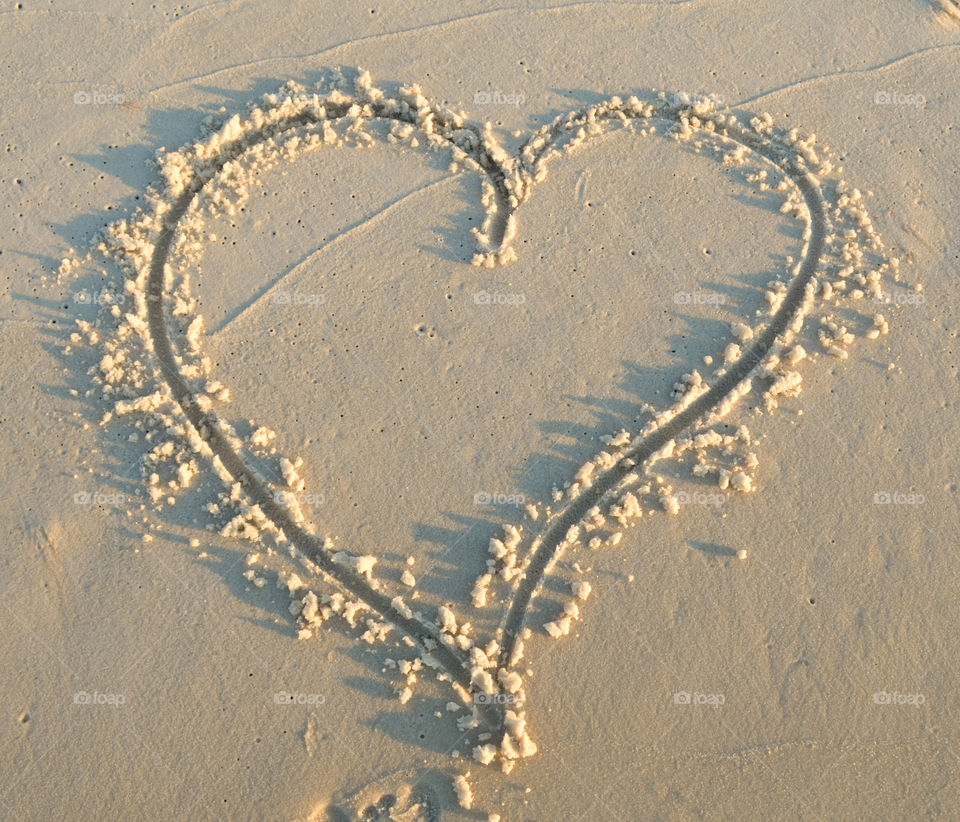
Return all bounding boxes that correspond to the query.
[62,69,907,789]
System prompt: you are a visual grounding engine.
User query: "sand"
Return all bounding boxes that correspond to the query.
[1,1,959,819]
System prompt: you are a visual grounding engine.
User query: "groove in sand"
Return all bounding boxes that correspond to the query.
[74,77,890,752]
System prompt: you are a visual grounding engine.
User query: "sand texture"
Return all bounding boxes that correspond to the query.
[1,1,959,819]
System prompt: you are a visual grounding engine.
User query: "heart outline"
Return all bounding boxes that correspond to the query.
[80,74,888,745]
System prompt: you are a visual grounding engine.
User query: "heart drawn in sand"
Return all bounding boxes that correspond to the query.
[78,70,891,764]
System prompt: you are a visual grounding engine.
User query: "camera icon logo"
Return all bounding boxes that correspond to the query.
[73,91,92,105]
[473,91,491,105]
[673,691,691,705]
[473,692,517,705]
[873,492,891,505]
[272,291,292,305]
[473,491,492,505]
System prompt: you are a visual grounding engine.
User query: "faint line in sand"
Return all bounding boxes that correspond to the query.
[210,175,456,336]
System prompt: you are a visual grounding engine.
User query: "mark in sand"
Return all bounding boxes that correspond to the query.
[63,70,907,782]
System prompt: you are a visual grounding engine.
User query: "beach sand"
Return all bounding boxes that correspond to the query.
[1,1,959,819]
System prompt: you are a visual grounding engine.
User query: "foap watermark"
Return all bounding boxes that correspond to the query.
[273,290,326,307]
[673,290,725,306]
[473,290,525,306]
[74,690,125,706]
[873,491,925,506]
[676,490,726,508]
[873,289,925,306]
[73,490,128,506]
[73,90,126,107]
[274,490,326,507]
[72,288,116,306]
[473,90,525,108]
[874,91,925,107]
[668,91,726,109]
[274,691,325,706]
[673,691,725,706]
[474,692,520,705]
[873,691,925,707]
[473,491,526,507]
